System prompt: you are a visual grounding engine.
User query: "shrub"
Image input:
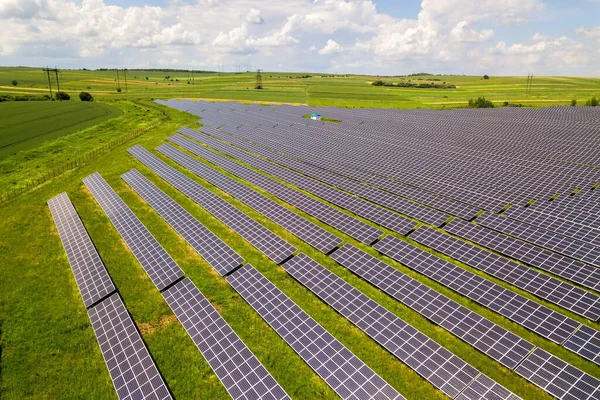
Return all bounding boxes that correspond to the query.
[371,80,384,86]
[468,97,494,108]
[483,75,490,80]
[571,99,577,106]
[55,91,70,100]
[503,101,509,107]
[117,87,122,93]
[79,91,93,102]
[12,80,18,86]
[585,97,598,106]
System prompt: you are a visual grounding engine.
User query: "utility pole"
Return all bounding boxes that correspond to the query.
[255,69,263,89]
[123,68,128,92]
[54,67,61,98]
[43,66,53,99]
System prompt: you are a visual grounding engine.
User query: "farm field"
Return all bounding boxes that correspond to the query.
[1,66,599,109]
[1,93,600,400]
[0,101,122,159]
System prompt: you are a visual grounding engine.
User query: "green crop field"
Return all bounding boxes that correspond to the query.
[1,67,599,109]
[0,66,599,400]
[0,101,122,159]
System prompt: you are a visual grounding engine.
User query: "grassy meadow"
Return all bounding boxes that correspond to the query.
[0,66,599,399]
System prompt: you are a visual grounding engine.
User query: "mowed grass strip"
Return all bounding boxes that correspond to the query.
[0,101,122,159]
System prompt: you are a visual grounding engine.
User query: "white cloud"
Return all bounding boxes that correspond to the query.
[318,39,343,55]
[245,8,264,24]
[0,0,597,76]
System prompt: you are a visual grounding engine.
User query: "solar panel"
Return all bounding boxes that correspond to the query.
[47,192,116,308]
[282,253,517,399]
[121,169,243,276]
[563,325,600,366]
[410,225,600,321]
[373,235,581,344]
[127,145,296,264]
[329,244,534,369]
[88,293,172,400]
[176,132,417,235]
[477,212,600,268]
[171,132,383,244]
[226,264,404,400]
[162,278,290,399]
[514,348,600,400]
[455,374,521,400]
[444,218,600,294]
[83,172,184,291]
[157,142,341,254]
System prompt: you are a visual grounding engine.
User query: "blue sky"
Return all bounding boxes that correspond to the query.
[1,0,599,75]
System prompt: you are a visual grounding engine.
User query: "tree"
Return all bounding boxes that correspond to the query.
[11,80,17,86]
[79,91,93,102]
[55,91,70,100]
[483,75,490,80]
[117,87,122,93]
[571,99,577,107]
[146,77,149,80]
[468,97,494,108]
[585,97,598,106]
[371,80,384,86]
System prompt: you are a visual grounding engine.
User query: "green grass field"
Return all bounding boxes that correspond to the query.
[1,67,599,109]
[0,101,122,159]
[0,67,599,400]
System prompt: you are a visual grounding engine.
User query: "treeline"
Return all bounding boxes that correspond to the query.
[372,80,456,89]
[95,68,216,73]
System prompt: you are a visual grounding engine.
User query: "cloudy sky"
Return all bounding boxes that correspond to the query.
[0,0,599,75]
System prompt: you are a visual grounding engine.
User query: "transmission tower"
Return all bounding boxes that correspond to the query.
[42,67,62,100]
[123,68,128,92]
[116,69,121,91]
[255,69,263,89]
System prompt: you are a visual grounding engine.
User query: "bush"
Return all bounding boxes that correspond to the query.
[585,97,598,107]
[483,75,490,80]
[571,99,577,107]
[371,80,384,86]
[117,87,122,93]
[503,101,509,107]
[55,91,70,100]
[468,97,494,108]
[79,91,93,102]
[12,80,18,86]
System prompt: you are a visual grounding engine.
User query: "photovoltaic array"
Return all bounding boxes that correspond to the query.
[227,264,405,400]
[282,253,518,399]
[128,144,296,264]
[47,98,600,400]
[121,169,244,276]
[47,192,116,308]
[88,293,172,400]
[162,278,290,400]
[83,172,184,291]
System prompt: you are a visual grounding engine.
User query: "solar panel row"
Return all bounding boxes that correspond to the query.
[409,225,600,321]
[121,169,244,276]
[175,130,418,235]
[227,264,405,400]
[156,142,342,254]
[329,244,534,369]
[48,193,172,400]
[172,132,383,244]
[83,172,185,291]
[476,212,600,268]
[372,235,581,344]
[444,218,600,293]
[127,145,296,264]
[282,253,519,399]
[162,278,291,400]
[47,192,116,308]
